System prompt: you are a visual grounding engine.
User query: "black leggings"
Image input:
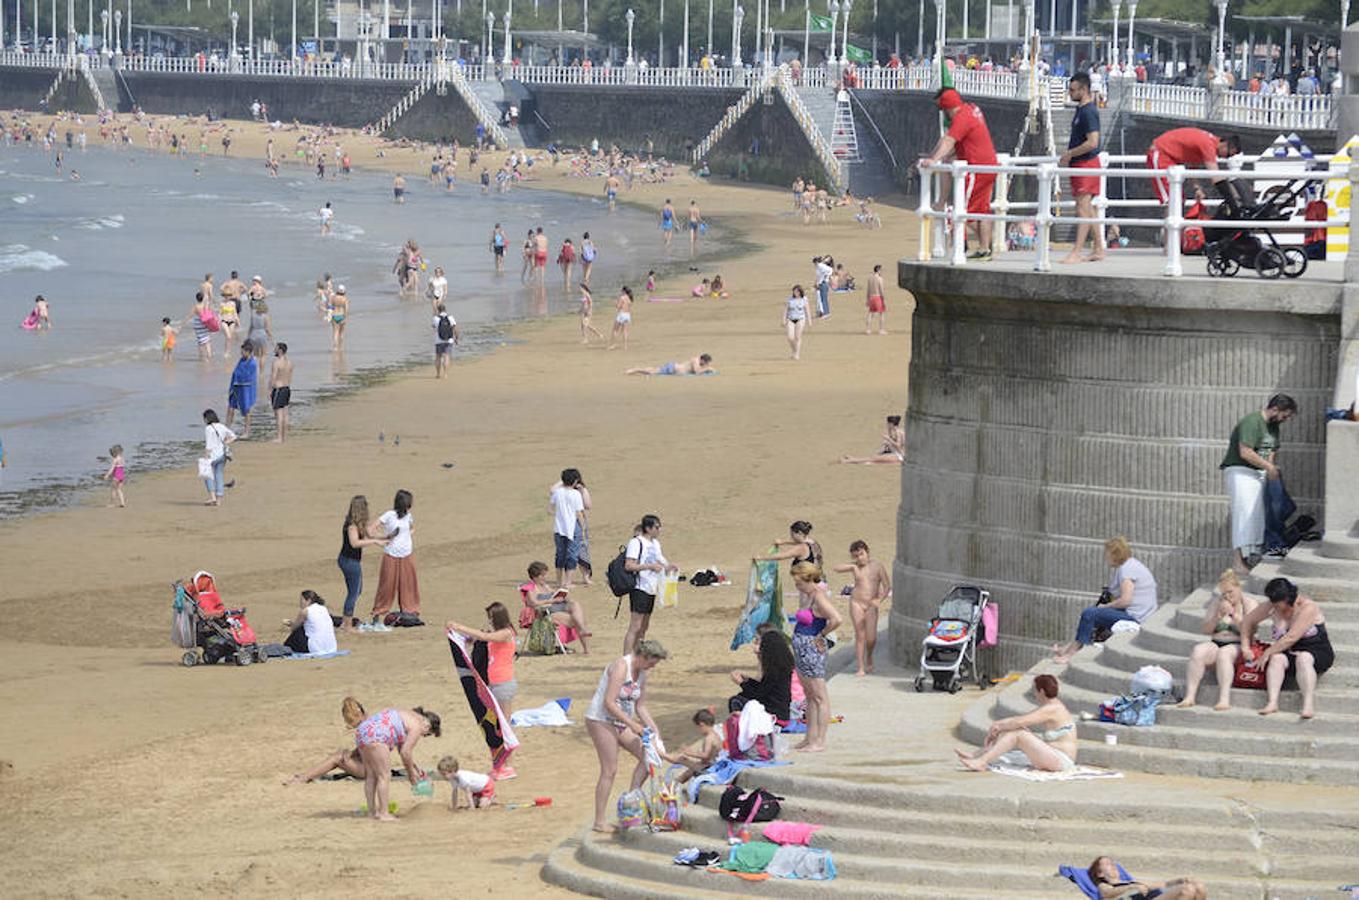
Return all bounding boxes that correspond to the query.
[285,625,310,654]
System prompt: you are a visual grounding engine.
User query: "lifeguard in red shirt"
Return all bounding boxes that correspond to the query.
[1147,127,1240,204]
[919,88,1000,259]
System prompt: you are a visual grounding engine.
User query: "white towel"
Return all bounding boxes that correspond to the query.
[509,700,573,728]
[738,700,776,752]
[1224,465,1266,553]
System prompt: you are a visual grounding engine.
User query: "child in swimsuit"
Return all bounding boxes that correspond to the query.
[160,318,179,361]
[102,444,126,508]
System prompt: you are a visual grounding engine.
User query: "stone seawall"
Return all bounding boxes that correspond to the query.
[116,73,413,127]
[889,262,1340,675]
[525,85,741,159]
[0,67,96,113]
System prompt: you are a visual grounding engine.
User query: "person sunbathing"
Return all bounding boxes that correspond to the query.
[954,674,1076,772]
[661,709,724,783]
[1086,856,1207,899]
[840,414,905,464]
[626,354,714,376]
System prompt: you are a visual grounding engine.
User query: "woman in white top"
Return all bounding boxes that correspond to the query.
[285,590,339,655]
[369,489,421,621]
[623,515,679,655]
[200,409,237,506]
[783,285,810,360]
[584,639,668,832]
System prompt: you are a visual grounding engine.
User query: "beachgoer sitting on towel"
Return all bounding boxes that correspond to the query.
[1051,537,1159,664]
[729,624,795,722]
[625,354,714,376]
[661,709,724,783]
[1085,856,1206,899]
[954,674,1077,772]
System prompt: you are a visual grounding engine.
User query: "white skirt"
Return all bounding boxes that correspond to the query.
[1224,465,1266,553]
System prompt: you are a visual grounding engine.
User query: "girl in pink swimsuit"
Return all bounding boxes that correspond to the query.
[103,445,126,508]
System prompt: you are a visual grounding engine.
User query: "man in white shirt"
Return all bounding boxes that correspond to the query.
[549,467,591,587]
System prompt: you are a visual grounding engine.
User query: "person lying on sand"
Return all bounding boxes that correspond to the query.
[625,354,715,377]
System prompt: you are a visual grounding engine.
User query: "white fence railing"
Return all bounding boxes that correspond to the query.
[691,67,775,163]
[1221,91,1333,132]
[918,152,1352,277]
[1131,82,1209,120]
[446,64,509,148]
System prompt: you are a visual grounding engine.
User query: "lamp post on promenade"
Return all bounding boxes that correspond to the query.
[1125,0,1137,70]
[1109,0,1119,71]
[112,6,119,54]
[485,10,493,62]
[827,0,837,65]
[732,1,742,63]
[841,0,850,63]
[1213,0,1227,80]
[625,6,633,61]
[501,8,510,64]
[229,8,238,62]
[100,7,107,54]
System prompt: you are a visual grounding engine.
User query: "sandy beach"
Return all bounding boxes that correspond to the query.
[0,115,915,896]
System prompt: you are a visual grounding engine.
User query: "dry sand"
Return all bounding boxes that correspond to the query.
[0,114,916,896]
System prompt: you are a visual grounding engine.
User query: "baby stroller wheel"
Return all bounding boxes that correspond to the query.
[1254,247,1284,279]
[253,646,269,664]
[947,675,963,694]
[1281,247,1307,278]
[913,676,927,693]
[234,649,254,667]
[181,651,198,668]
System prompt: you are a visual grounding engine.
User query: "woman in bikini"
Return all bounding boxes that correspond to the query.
[330,285,349,350]
[1237,577,1333,719]
[584,640,668,832]
[955,673,1077,772]
[754,520,822,573]
[1177,569,1256,710]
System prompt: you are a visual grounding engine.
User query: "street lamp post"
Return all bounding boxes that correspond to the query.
[291,0,297,59]
[732,2,742,63]
[841,0,850,62]
[827,0,837,65]
[1213,0,1227,79]
[1344,0,1352,31]
[87,0,92,54]
[484,10,492,61]
[247,0,253,62]
[501,8,509,64]
[1109,0,1119,71]
[707,0,712,61]
[930,0,941,64]
[112,6,119,54]
[625,6,633,61]
[66,0,74,58]
[99,7,106,53]
[229,8,238,59]
[1125,0,1137,70]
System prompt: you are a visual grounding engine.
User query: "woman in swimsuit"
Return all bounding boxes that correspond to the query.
[783,285,810,360]
[353,706,441,821]
[955,673,1077,772]
[1177,570,1256,710]
[754,520,822,573]
[584,640,668,832]
[1238,577,1333,719]
[1086,856,1207,900]
[788,562,841,752]
[330,285,349,350]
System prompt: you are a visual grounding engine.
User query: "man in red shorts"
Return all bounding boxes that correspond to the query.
[1058,73,1103,264]
[1147,127,1240,205]
[919,88,999,260]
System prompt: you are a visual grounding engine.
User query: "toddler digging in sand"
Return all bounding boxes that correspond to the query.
[438,756,497,810]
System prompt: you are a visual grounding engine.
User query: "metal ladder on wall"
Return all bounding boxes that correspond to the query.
[829,90,859,162]
[691,68,776,164]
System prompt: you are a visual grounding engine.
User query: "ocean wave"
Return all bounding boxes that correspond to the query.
[11,193,34,204]
[0,243,68,273]
[187,193,221,200]
[74,214,126,231]
[249,200,291,212]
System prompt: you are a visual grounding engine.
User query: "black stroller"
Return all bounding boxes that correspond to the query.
[1203,177,1311,280]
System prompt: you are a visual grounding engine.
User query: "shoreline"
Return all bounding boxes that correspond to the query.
[0,112,918,896]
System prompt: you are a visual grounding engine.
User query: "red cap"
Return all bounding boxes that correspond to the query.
[937,89,964,111]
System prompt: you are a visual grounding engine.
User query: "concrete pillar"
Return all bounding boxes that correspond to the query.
[1323,161,1359,552]
[1337,22,1359,143]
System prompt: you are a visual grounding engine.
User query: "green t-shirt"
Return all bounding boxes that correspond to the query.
[1219,411,1279,470]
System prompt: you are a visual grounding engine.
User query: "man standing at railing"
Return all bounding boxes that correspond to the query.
[1058,73,1103,265]
[918,88,999,260]
[1147,127,1240,207]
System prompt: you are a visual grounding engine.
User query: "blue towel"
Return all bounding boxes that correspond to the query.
[686,751,789,803]
[1059,862,1132,900]
[228,356,257,412]
[277,649,352,661]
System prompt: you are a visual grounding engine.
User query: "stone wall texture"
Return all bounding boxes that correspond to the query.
[116,73,413,127]
[526,85,742,159]
[889,266,1340,675]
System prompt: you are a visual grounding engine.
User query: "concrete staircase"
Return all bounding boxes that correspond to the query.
[959,547,1359,787]
[845,91,902,198]
[375,73,434,134]
[543,763,1355,898]
[466,78,527,148]
[80,62,110,113]
[691,67,775,165]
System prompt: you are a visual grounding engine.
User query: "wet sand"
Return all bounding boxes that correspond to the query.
[0,114,915,895]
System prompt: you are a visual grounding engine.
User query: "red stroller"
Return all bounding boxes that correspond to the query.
[172,571,266,667]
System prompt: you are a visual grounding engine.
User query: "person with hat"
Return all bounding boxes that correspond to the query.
[330,284,349,350]
[918,88,1000,260]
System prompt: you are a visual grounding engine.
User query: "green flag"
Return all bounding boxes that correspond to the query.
[940,54,954,89]
[844,43,872,64]
[809,12,833,31]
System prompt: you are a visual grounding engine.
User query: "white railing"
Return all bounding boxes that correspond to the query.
[373,68,433,133]
[775,65,846,193]
[917,153,1352,277]
[446,63,509,148]
[77,58,108,111]
[691,66,775,163]
[506,64,760,88]
[1131,82,1209,119]
[1221,91,1334,132]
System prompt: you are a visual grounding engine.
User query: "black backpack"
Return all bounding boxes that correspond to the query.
[437,314,454,341]
[718,786,782,824]
[606,540,638,598]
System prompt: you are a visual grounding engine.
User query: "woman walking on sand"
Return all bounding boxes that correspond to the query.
[783,285,811,360]
[585,640,668,832]
[337,495,388,631]
[370,489,421,621]
[623,515,679,654]
[200,409,236,506]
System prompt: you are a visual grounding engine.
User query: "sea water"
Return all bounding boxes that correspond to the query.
[0,142,657,515]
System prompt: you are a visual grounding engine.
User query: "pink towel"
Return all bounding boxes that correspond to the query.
[762,821,823,845]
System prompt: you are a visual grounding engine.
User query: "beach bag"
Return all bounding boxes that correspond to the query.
[171,584,196,648]
[1232,642,1270,690]
[645,771,685,832]
[382,611,425,628]
[723,712,775,761]
[199,306,221,332]
[523,612,562,655]
[718,786,782,825]
[658,572,680,610]
[606,542,638,597]
[616,788,648,830]
[1099,693,1159,726]
[979,601,999,648]
[1129,665,1173,698]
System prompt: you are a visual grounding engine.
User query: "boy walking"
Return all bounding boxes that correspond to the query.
[832,541,892,676]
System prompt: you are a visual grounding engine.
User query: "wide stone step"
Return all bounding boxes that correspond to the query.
[542,838,732,899]
[1275,545,1359,581]
[1061,654,1359,715]
[1077,737,1359,786]
[1076,716,1359,761]
[1169,604,1359,633]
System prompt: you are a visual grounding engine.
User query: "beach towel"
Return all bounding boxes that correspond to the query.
[228,356,257,413]
[731,560,784,650]
[1059,862,1132,900]
[447,630,520,771]
[509,698,573,728]
[685,752,789,802]
[762,821,822,845]
[1225,465,1266,552]
[988,764,1124,782]
[766,845,836,880]
[722,841,779,873]
[277,649,352,661]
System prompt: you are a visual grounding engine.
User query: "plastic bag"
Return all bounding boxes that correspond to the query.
[197,457,213,480]
[658,572,680,609]
[1130,665,1173,697]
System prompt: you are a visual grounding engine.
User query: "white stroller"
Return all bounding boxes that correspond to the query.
[914,585,991,693]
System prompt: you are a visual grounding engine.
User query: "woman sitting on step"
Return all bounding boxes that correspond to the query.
[1236,577,1332,719]
[1052,537,1160,664]
[954,674,1077,772]
[1176,569,1258,711]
